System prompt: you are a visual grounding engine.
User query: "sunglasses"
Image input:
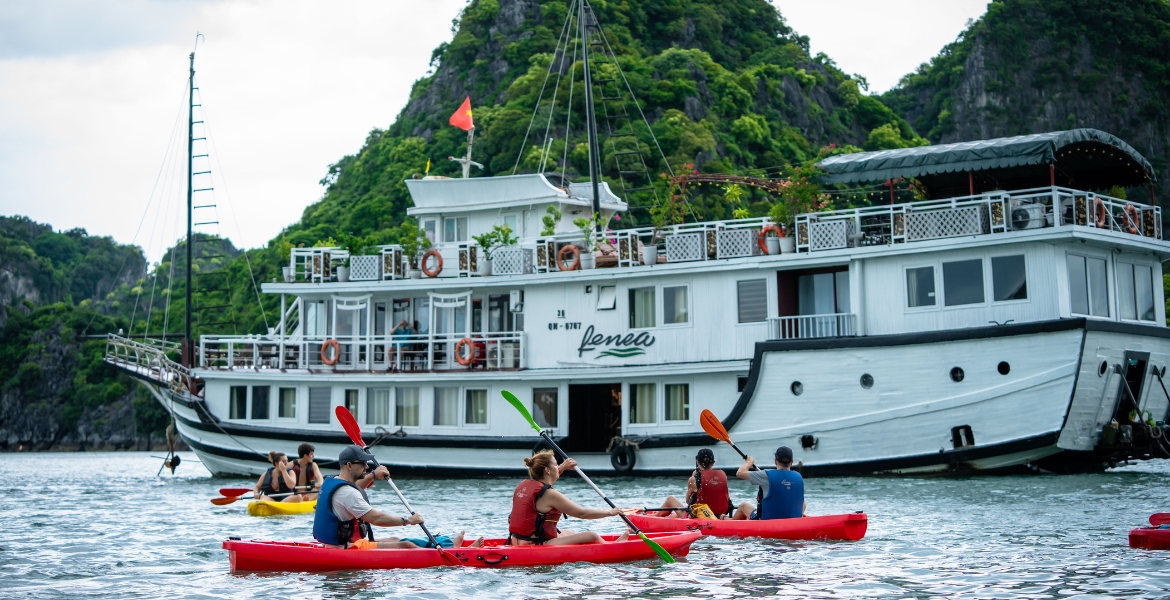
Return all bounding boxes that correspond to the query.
[347,461,373,472]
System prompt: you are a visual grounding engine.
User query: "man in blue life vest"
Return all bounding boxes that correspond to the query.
[731,446,806,520]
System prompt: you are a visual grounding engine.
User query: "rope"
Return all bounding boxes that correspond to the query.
[560,19,580,181]
[511,0,577,175]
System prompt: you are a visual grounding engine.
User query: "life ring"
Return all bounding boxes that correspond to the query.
[1093,198,1108,228]
[758,224,784,254]
[420,249,443,277]
[1124,204,1140,234]
[320,339,341,366]
[610,444,636,472]
[454,337,477,366]
[556,244,581,272]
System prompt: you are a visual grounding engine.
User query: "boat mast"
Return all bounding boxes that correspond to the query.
[185,50,195,365]
[579,0,602,231]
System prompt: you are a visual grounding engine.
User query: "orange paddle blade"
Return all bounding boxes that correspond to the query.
[335,406,366,447]
[700,409,731,444]
[210,496,240,506]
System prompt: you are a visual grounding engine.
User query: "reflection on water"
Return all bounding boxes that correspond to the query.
[1,452,1169,598]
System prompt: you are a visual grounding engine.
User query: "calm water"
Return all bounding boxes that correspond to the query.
[2,452,1168,598]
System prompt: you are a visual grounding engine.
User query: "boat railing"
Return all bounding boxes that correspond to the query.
[199,331,524,372]
[767,313,857,340]
[104,333,195,395]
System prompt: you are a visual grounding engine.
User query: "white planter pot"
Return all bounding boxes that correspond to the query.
[643,245,659,266]
[779,237,796,254]
[407,269,422,279]
[281,266,294,283]
[579,251,596,270]
[336,266,350,282]
[765,237,780,255]
[479,258,493,276]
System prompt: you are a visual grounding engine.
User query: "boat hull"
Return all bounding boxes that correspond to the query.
[1129,527,1170,550]
[247,499,316,516]
[627,512,867,540]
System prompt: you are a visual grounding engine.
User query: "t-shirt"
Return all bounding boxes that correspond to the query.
[331,484,373,521]
[747,470,773,497]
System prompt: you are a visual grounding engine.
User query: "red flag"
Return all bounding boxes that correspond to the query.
[449,96,473,131]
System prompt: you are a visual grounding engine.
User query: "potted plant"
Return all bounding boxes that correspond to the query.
[572,212,610,270]
[645,168,689,264]
[541,205,562,236]
[277,236,294,282]
[472,224,517,276]
[765,203,790,254]
[399,221,430,279]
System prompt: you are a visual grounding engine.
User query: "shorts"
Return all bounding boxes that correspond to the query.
[749,509,758,520]
[349,539,378,550]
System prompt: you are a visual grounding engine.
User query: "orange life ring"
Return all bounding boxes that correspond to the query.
[421,248,443,277]
[758,224,784,254]
[1093,198,1108,228]
[1124,204,1140,234]
[320,339,341,366]
[454,337,477,366]
[556,245,581,271]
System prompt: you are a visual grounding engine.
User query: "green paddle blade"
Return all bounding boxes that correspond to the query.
[637,532,675,564]
[501,390,542,433]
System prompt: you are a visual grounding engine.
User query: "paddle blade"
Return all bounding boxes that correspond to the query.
[335,406,366,446]
[210,496,240,506]
[501,390,542,434]
[699,409,730,444]
[1151,513,1170,526]
[219,487,251,497]
[637,532,675,564]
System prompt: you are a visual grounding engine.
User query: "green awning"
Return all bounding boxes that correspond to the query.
[818,129,1155,198]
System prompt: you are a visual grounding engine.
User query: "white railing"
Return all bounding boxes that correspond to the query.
[104,334,196,395]
[767,313,857,340]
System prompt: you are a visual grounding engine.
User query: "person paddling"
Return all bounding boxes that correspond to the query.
[313,445,480,549]
[509,450,633,546]
[254,452,301,502]
[291,443,323,500]
[647,448,731,519]
[731,446,806,520]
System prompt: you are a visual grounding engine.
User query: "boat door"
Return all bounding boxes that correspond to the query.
[564,384,621,453]
[331,295,370,369]
[428,291,473,369]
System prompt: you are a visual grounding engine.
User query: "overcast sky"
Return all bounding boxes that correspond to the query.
[0,0,988,261]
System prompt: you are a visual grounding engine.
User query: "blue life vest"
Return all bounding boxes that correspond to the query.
[313,476,372,546]
[758,469,804,520]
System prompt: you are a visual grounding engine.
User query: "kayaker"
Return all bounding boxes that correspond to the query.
[508,450,633,546]
[313,445,482,549]
[254,451,301,502]
[291,442,322,500]
[645,448,731,519]
[731,446,806,520]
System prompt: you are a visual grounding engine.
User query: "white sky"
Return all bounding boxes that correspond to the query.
[0,1,988,260]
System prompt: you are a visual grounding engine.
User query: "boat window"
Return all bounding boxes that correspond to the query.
[942,259,985,306]
[991,255,1028,301]
[307,387,331,424]
[465,389,488,425]
[251,386,270,420]
[444,217,468,243]
[422,219,437,244]
[1117,262,1156,321]
[344,389,359,417]
[395,387,419,427]
[392,299,411,332]
[629,383,656,424]
[503,214,518,234]
[230,386,247,419]
[278,388,296,419]
[596,285,617,310]
[367,388,391,425]
[304,300,327,336]
[663,285,688,324]
[797,272,848,315]
[1067,254,1109,317]
[906,266,936,308]
[374,302,387,336]
[736,279,768,323]
[434,387,459,426]
[629,287,656,328]
[488,294,514,331]
[413,298,430,335]
[664,383,690,421]
[533,388,558,428]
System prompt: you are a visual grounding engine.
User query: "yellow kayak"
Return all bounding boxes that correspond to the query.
[247,499,317,517]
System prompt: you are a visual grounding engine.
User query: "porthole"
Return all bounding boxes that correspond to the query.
[997,361,1010,375]
[950,367,965,382]
[1098,360,1108,377]
[790,381,803,396]
[800,434,818,449]
[860,374,873,389]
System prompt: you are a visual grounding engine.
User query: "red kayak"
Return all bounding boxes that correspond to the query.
[1129,527,1170,550]
[627,512,867,541]
[223,532,700,573]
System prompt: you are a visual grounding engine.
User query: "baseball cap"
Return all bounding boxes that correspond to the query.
[695,448,715,463]
[774,446,794,464]
[339,444,375,465]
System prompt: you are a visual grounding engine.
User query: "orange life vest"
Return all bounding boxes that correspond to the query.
[688,468,731,516]
[508,479,561,544]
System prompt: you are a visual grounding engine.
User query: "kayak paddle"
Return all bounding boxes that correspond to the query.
[1151,513,1170,526]
[211,490,310,506]
[699,408,758,471]
[334,406,457,564]
[219,487,252,497]
[502,390,675,564]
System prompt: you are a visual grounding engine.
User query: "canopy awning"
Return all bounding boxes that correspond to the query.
[818,129,1155,198]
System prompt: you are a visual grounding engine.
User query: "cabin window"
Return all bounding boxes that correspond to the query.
[278,388,296,419]
[797,272,849,315]
[906,266,936,308]
[465,389,488,425]
[434,387,459,426]
[991,255,1028,301]
[629,383,656,424]
[1067,254,1109,317]
[503,214,518,234]
[488,294,515,331]
[443,217,468,243]
[414,297,430,334]
[942,259,985,306]
[736,279,768,323]
[374,302,387,336]
[251,386,270,420]
[344,389,359,417]
[596,285,617,310]
[304,300,327,336]
[367,388,391,425]
[533,388,558,428]
[392,299,411,332]
[395,387,420,427]
[421,219,437,243]
[308,387,331,424]
[663,285,689,324]
[1117,262,1156,322]
[230,386,247,419]
[629,287,656,329]
[664,383,690,421]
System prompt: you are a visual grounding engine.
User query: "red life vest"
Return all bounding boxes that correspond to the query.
[687,468,731,516]
[508,479,561,544]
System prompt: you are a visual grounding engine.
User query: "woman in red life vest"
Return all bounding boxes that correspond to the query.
[645,448,732,518]
[508,450,634,546]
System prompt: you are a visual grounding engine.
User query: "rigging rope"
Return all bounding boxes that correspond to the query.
[511,0,577,176]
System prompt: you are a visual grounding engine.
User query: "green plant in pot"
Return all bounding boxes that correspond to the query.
[541,205,562,236]
[571,212,610,270]
[471,224,517,276]
[277,235,294,282]
[765,202,792,255]
[398,221,431,279]
[336,232,378,281]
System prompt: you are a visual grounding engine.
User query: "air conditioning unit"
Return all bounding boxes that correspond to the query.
[1010,201,1046,230]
